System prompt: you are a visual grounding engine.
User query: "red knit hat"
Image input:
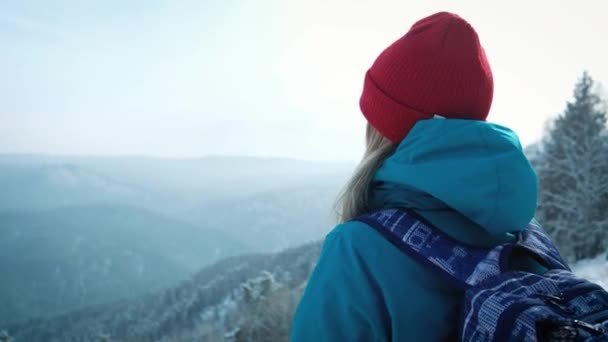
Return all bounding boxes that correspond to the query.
[360,12,494,143]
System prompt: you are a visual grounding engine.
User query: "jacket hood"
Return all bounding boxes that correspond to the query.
[370,119,537,243]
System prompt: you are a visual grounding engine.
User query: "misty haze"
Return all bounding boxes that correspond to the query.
[2,1,608,341]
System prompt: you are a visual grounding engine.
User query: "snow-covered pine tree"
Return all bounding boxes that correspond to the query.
[234,271,297,342]
[536,72,608,261]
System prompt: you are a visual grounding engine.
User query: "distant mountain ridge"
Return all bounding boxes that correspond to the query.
[0,154,352,214]
[188,185,338,252]
[0,154,350,251]
[0,204,249,325]
[0,162,151,213]
[4,241,323,342]
[0,154,352,333]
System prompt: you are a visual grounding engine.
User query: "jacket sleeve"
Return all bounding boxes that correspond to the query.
[290,226,390,342]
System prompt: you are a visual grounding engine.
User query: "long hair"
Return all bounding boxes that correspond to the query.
[335,124,396,223]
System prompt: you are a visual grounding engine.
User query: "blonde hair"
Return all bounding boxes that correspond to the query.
[335,124,396,223]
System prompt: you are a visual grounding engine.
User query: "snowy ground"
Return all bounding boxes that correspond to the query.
[572,254,608,289]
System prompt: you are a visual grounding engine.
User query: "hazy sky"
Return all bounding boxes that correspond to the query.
[1,0,607,161]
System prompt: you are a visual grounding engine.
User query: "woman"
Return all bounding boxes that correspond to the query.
[291,12,541,341]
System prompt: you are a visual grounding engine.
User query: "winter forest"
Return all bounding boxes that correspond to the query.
[534,72,608,262]
[0,72,606,342]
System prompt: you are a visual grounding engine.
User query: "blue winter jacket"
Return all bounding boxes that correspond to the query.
[291,119,540,341]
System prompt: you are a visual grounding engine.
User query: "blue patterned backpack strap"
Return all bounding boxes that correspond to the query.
[356,208,508,288]
[356,208,569,289]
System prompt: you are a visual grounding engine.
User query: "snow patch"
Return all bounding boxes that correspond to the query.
[572,254,608,289]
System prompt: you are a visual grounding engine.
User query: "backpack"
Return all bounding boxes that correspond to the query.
[357,208,608,342]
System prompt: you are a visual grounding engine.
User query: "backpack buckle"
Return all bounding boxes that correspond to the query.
[540,320,605,341]
[538,291,573,314]
[574,320,606,335]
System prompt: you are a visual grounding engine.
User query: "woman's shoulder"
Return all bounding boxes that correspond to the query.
[319,220,395,272]
[324,220,398,257]
[323,220,411,271]
[327,219,379,241]
[324,219,462,291]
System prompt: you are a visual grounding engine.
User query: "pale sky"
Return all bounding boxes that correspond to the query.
[1,0,607,162]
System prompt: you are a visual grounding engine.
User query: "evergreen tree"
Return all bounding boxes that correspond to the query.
[536,72,608,261]
[235,271,297,342]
